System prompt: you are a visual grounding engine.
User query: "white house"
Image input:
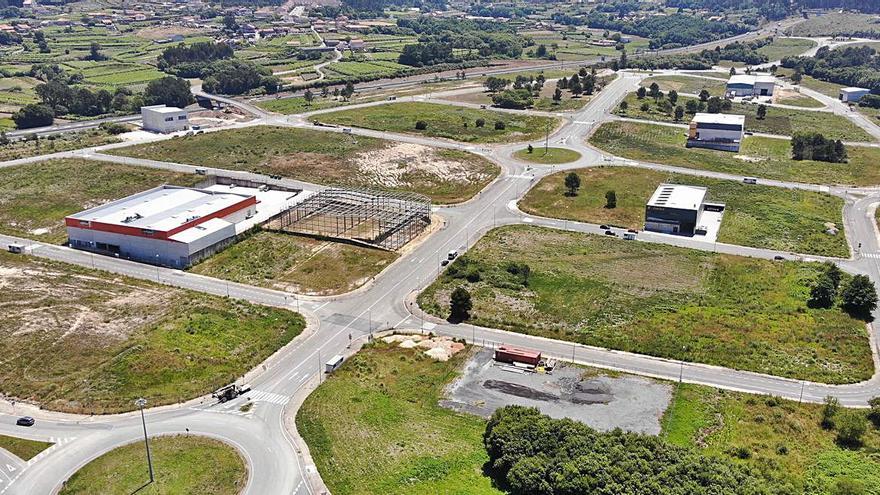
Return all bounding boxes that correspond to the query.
[141,105,188,133]
[839,87,871,103]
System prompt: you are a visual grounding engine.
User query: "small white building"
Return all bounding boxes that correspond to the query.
[645,184,726,238]
[839,87,871,103]
[725,73,776,98]
[686,113,746,152]
[141,105,188,133]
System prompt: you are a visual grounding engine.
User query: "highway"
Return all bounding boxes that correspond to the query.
[2,30,880,495]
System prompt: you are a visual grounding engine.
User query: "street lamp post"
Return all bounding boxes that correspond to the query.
[134,398,155,484]
[155,254,160,282]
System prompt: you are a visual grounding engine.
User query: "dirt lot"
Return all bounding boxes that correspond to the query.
[442,348,673,434]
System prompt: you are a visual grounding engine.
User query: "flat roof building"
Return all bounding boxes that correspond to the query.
[726,73,775,98]
[645,184,724,237]
[839,87,871,103]
[687,113,745,152]
[141,105,188,133]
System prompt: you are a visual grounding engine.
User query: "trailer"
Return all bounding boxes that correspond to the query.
[325,355,344,373]
[494,346,541,367]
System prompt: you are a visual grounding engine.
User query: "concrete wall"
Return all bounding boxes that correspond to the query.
[142,107,188,133]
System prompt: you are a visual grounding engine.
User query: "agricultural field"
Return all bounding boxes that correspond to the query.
[640,75,727,96]
[0,76,41,108]
[0,435,53,461]
[663,385,880,494]
[523,30,651,61]
[513,146,582,164]
[109,126,499,204]
[296,343,502,495]
[0,129,121,162]
[590,121,880,186]
[0,251,306,413]
[616,93,872,141]
[317,102,560,143]
[520,167,848,257]
[757,37,817,61]
[190,231,397,296]
[418,225,872,383]
[59,436,247,495]
[0,159,199,244]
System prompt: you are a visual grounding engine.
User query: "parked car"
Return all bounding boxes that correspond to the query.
[627,228,638,233]
[600,225,610,230]
[16,416,34,427]
[774,255,785,261]
[448,250,459,260]
[604,230,616,237]
[441,259,449,266]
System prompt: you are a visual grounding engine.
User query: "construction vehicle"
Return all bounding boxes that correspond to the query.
[212,383,251,403]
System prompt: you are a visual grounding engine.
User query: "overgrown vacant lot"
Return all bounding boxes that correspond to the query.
[590,121,880,186]
[662,385,880,494]
[316,102,559,143]
[0,159,198,244]
[110,126,498,204]
[0,252,305,413]
[419,226,872,383]
[520,167,847,257]
[190,231,397,296]
[757,37,817,61]
[296,343,501,495]
[0,129,120,162]
[59,436,247,495]
[640,75,727,96]
[617,93,871,141]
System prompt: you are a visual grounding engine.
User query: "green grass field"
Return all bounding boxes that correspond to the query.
[110,126,498,204]
[590,121,880,186]
[513,147,582,164]
[520,167,847,257]
[257,96,349,114]
[0,130,121,162]
[662,384,880,494]
[775,92,825,108]
[0,252,306,414]
[190,231,397,296]
[0,159,199,244]
[787,13,880,38]
[640,75,727,96]
[776,67,846,98]
[757,37,817,61]
[317,102,559,143]
[296,343,501,495]
[0,434,53,461]
[59,436,247,495]
[418,226,872,383]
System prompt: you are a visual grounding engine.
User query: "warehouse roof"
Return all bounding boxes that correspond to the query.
[691,113,746,126]
[647,184,707,211]
[141,105,186,114]
[841,87,870,93]
[727,73,775,86]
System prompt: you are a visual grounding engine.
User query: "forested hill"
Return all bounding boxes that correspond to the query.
[666,0,880,15]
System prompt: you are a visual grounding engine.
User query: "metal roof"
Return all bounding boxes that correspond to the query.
[647,184,707,211]
[691,112,745,126]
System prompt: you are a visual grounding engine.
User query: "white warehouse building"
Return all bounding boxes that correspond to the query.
[839,87,871,103]
[686,113,746,152]
[725,74,776,98]
[141,105,189,133]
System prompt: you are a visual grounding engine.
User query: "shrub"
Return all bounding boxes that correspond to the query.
[415,120,428,130]
[494,120,506,130]
[475,118,485,127]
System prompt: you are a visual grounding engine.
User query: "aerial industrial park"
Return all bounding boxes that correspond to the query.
[3,0,880,494]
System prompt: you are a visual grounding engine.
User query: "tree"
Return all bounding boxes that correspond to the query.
[699,89,710,102]
[836,410,867,448]
[668,90,678,105]
[868,397,880,428]
[341,81,356,101]
[223,13,239,33]
[619,100,629,113]
[475,118,485,128]
[535,44,547,58]
[791,68,803,85]
[636,86,647,99]
[321,86,329,98]
[87,41,105,61]
[674,105,685,121]
[729,66,737,76]
[449,286,472,322]
[143,76,193,108]
[303,89,314,106]
[825,261,843,289]
[493,89,533,109]
[605,190,617,209]
[484,76,509,93]
[809,274,837,309]
[564,172,580,196]
[706,96,723,113]
[822,396,840,430]
[841,274,878,317]
[494,121,506,130]
[0,131,8,146]
[648,82,661,98]
[640,102,650,112]
[686,99,699,113]
[552,88,562,104]
[757,104,767,120]
[527,144,533,153]
[569,79,582,97]
[12,104,53,129]
[415,120,428,130]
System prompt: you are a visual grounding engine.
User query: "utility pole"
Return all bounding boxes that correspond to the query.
[798,381,805,404]
[135,398,154,484]
[545,121,550,154]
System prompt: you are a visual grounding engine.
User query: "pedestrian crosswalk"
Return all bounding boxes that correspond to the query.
[247,390,289,405]
[863,253,880,259]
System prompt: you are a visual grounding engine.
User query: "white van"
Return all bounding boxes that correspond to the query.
[325,355,344,373]
[447,250,459,260]
[743,177,758,185]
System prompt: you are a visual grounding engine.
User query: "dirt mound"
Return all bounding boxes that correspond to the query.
[352,142,489,188]
[483,379,559,402]
[381,333,465,361]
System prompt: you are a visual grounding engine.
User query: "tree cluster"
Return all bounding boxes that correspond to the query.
[395,16,522,67]
[791,132,847,163]
[578,12,749,49]
[201,59,279,95]
[783,45,880,92]
[157,41,235,77]
[809,262,877,319]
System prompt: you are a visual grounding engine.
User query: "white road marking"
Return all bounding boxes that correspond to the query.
[247,390,289,405]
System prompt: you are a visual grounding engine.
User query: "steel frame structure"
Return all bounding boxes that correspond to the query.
[275,188,431,250]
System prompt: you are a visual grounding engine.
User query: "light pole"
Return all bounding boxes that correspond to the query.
[135,398,154,484]
[155,254,160,282]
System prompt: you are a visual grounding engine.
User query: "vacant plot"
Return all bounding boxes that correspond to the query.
[590,120,880,186]
[296,343,502,495]
[59,436,247,495]
[776,67,847,98]
[419,226,872,383]
[757,37,817,61]
[640,75,727,96]
[520,167,847,256]
[0,159,199,244]
[190,231,397,295]
[0,130,121,162]
[317,102,559,143]
[513,146,581,164]
[0,435,53,461]
[0,252,305,413]
[663,384,880,494]
[110,127,498,204]
[257,95,349,114]
[775,91,825,108]
[787,13,880,38]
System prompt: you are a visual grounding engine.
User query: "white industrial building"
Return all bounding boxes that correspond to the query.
[725,73,776,98]
[686,113,746,152]
[141,105,189,133]
[839,87,871,103]
[644,184,725,239]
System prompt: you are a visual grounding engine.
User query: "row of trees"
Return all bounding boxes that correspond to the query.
[791,132,848,163]
[809,262,877,318]
[782,46,880,92]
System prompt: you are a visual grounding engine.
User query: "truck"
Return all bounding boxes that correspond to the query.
[325,355,344,373]
[212,383,251,403]
[494,346,541,367]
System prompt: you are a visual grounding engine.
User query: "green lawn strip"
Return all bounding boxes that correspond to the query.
[617,92,872,142]
[257,96,350,114]
[520,166,847,257]
[757,38,817,61]
[0,130,120,162]
[640,75,728,96]
[190,231,397,296]
[0,252,306,414]
[59,436,247,495]
[418,225,872,384]
[0,159,199,244]
[109,126,499,204]
[513,147,581,164]
[296,343,501,495]
[316,102,560,143]
[775,92,825,108]
[0,434,53,461]
[590,120,880,186]
[662,384,880,494]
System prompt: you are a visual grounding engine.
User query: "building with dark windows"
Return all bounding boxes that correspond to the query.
[645,184,725,237]
[686,113,746,152]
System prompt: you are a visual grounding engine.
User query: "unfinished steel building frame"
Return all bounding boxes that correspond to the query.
[275,188,431,250]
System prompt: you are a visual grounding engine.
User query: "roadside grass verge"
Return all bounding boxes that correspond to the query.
[520,167,847,257]
[0,130,120,162]
[0,252,306,414]
[418,225,873,384]
[0,159,199,244]
[296,343,501,495]
[59,435,247,495]
[0,435,53,461]
[257,96,350,114]
[590,120,880,186]
[316,102,560,143]
[190,231,397,296]
[109,126,498,204]
[513,147,581,164]
[662,384,880,494]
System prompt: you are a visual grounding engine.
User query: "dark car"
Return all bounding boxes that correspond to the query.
[604,230,616,236]
[16,416,34,427]
[441,259,449,266]
[773,255,785,261]
[599,225,610,230]
[627,228,638,233]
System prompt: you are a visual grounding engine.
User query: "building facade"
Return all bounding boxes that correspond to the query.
[725,74,776,98]
[141,105,189,133]
[686,113,746,152]
[645,184,706,236]
[839,87,871,103]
